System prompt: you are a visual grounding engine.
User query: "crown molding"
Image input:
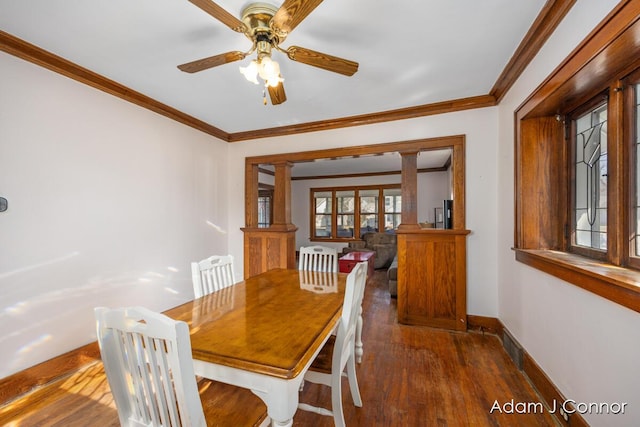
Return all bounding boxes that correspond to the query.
[228,95,497,142]
[490,0,576,103]
[0,30,229,141]
[1,0,573,141]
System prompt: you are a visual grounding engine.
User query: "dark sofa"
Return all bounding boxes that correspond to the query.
[387,255,398,297]
[342,232,397,269]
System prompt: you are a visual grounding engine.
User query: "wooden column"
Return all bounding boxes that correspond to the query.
[244,162,259,228]
[398,151,420,230]
[395,147,469,331]
[271,161,295,230]
[242,161,297,278]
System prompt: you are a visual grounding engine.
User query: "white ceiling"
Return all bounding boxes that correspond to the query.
[0,0,546,135]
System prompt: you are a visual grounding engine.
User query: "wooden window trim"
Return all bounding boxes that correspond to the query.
[624,69,640,270]
[514,0,640,314]
[514,249,640,313]
[310,184,400,242]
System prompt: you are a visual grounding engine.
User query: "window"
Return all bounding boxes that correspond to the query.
[514,3,640,313]
[359,189,379,237]
[384,188,402,232]
[313,191,332,238]
[628,82,640,260]
[564,76,640,268]
[629,78,640,269]
[311,185,400,241]
[336,190,355,238]
[570,101,608,258]
[257,189,273,228]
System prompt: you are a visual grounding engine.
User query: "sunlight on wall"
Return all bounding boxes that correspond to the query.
[206,221,227,234]
[0,252,80,280]
[17,334,52,356]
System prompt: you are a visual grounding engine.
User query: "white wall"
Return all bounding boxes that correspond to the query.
[496,1,639,426]
[419,170,451,225]
[0,53,230,377]
[228,108,499,318]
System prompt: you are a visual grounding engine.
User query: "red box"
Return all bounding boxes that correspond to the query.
[339,251,375,278]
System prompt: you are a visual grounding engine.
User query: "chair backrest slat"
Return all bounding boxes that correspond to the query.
[299,246,338,273]
[191,254,236,298]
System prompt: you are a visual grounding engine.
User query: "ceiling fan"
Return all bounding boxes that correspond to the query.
[178,0,359,105]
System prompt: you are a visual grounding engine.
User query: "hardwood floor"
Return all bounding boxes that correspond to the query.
[0,270,559,426]
[295,270,559,426]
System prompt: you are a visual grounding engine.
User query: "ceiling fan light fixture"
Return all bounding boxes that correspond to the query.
[258,56,283,87]
[240,55,283,87]
[239,60,260,84]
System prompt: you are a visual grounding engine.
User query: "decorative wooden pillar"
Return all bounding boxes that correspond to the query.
[395,149,470,331]
[242,161,297,278]
[398,151,420,230]
[271,161,295,230]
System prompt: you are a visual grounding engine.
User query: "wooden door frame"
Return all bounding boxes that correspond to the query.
[242,135,466,277]
[244,134,466,230]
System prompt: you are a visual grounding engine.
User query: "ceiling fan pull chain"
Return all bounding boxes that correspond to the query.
[263,87,267,105]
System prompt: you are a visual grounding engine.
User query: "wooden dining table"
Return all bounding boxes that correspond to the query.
[164,268,347,427]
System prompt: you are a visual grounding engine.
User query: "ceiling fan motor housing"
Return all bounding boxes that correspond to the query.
[241,3,282,43]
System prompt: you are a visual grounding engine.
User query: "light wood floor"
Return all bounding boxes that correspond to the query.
[0,270,559,426]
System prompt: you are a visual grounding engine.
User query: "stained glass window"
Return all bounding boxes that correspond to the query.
[574,103,607,251]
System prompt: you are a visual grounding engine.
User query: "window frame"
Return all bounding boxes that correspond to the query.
[358,189,380,236]
[312,190,333,238]
[310,184,400,242]
[335,190,356,238]
[567,95,609,261]
[624,68,640,270]
[383,188,402,232]
[513,2,640,314]
[257,188,274,228]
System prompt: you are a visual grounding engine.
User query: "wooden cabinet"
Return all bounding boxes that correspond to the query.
[242,228,297,278]
[396,229,470,331]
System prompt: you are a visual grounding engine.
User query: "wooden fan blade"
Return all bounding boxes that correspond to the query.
[286,46,358,76]
[178,51,246,73]
[188,0,247,33]
[268,82,287,105]
[271,0,323,35]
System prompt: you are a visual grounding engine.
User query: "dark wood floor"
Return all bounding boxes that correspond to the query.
[295,270,559,426]
[0,270,559,426]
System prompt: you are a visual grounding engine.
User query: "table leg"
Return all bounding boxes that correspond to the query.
[194,361,303,427]
[251,377,303,427]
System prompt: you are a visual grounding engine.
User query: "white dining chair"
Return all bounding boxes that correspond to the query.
[191,254,236,298]
[297,261,368,427]
[299,245,338,273]
[95,306,269,427]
